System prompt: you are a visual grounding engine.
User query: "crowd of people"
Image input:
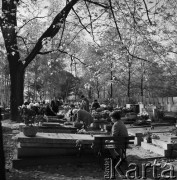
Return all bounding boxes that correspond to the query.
[19,95,128,138]
[19,98,63,117]
[18,95,121,127]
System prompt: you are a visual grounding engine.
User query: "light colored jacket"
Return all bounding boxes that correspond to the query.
[76,109,93,127]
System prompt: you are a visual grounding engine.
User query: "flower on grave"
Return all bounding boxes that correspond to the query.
[21,103,37,126]
[151,134,160,139]
[143,131,152,143]
[76,139,84,147]
[143,131,152,139]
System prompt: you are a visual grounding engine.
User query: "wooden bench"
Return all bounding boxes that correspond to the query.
[76,135,135,158]
[93,135,135,159]
[92,135,135,174]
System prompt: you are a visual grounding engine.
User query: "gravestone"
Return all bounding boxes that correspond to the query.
[15,132,94,158]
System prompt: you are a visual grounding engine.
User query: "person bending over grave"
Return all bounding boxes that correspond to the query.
[72,108,93,129]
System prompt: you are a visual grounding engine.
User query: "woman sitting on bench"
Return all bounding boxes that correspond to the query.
[104,110,129,177]
[108,111,128,158]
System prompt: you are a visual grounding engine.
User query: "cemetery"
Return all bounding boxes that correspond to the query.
[2,92,177,179]
[2,96,177,179]
[1,0,177,180]
[3,98,177,177]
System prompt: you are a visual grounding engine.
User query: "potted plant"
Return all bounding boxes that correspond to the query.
[22,104,38,137]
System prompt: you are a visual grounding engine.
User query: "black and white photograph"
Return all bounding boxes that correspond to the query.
[1,0,177,179]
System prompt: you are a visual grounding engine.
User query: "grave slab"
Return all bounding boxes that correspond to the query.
[37,127,77,133]
[15,132,94,158]
[46,118,66,123]
[151,139,172,150]
[16,132,94,144]
[42,122,64,126]
[154,133,177,143]
[127,126,174,136]
[20,142,76,148]
[141,141,170,157]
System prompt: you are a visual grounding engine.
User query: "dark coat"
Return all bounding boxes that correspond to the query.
[80,98,89,112]
[45,105,56,116]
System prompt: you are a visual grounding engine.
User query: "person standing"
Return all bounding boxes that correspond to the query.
[51,98,59,114]
[69,104,75,121]
[80,95,90,112]
[45,103,57,116]
[58,97,63,107]
[91,99,100,111]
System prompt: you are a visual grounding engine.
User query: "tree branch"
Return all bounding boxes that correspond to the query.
[85,0,109,9]
[123,0,137,27]
[23,0,79,69]
[67,10,106,46]
[71,6,91,34]
[109,0,122,41]
[168,51,177,55]
[142,0,152,25]
[38,51,53,55]
[17,15,52,34]
[58,49,87,65]
[126,48,151,63]
[17,35,29,54]
[58,17,66,49]
[84,1,94,38]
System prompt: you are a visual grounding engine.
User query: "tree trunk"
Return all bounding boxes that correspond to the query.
[104,86,106,99]
[127,61,131,104]
[88,87,92,99]
[96,79,100,98]
[140,76,144,97]
[140,62,144,101]
[110,62,113,98]
[0,125,6,180]
[97,89,100,99]
[0,109,6,180]
[9,56,24,121]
